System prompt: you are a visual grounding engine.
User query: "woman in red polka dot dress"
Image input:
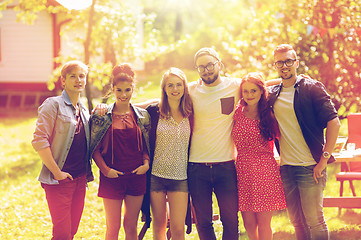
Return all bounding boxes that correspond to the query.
[232,72,286,240]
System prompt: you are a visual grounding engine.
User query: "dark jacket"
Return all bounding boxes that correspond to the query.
[268,76,338,164]
[141,103,194,233]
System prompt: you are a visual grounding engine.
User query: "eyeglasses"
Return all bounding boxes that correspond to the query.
[274,59,297,68]
[196,61,219,73]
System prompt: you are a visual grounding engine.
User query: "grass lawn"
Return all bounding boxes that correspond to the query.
[1,114,361,239]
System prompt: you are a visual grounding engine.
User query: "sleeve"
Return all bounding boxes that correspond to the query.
[311,81,338,129]
[31,98,58,152]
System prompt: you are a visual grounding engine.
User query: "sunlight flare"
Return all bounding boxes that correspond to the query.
[56,0,92,10]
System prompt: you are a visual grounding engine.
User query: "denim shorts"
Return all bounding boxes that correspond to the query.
[150,175,188,193]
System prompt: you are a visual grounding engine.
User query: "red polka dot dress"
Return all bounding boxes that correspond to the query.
[232,105,286,212]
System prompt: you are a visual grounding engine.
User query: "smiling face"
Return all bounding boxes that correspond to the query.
[195,55,221,86]
[274,50,299,87]
[61,66,87,95]
[241,81,263,107]
[112,81,134,106]
[164,75,185,102]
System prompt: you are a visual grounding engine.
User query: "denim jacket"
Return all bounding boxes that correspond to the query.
[89,103,151,159]
[32,90,93,185]
[268,76,338,164]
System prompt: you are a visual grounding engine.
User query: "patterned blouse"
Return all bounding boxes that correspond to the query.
[151,116,190,180]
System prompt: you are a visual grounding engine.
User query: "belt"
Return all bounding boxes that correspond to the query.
[189,160,234,167]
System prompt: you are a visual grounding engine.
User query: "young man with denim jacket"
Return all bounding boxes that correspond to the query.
[32,60,93,239]
[268,44,340,240]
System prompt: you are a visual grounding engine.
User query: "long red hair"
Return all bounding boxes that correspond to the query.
[240,72,278,141]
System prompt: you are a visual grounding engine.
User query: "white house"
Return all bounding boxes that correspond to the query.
[0,0,144,114]
[0,0,63,113]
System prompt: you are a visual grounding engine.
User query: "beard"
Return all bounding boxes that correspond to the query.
[281,73,293,80]
[279,70,293,80]
[201,71,219,85]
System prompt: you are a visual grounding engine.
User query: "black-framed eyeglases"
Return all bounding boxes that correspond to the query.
[196,61,219,73]
[274,59,297,68]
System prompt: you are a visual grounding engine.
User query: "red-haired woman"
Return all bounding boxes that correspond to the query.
[232,72,286,240]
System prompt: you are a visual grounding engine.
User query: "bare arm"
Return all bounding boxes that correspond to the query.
[134,98,160,109]
[313,117,341,182]
[38,147,73,181]
[265,78,282,86]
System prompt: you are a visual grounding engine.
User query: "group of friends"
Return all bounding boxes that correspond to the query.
[31,44,341,240]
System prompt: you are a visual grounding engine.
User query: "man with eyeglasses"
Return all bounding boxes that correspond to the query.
[187,48,280,240]
[187,47,240,240]
[268,44,340,240]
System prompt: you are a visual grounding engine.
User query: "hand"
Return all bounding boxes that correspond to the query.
[92,103,108,116]
[300,74,312,80]
[313,160,327,183]
[132,163,149,175]
[106,168,123,178]
[54,171,73,181]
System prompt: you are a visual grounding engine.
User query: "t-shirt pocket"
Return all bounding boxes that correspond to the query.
[220,97,235,115]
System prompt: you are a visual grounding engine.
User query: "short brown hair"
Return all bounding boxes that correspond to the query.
[273,44,297,59]
[61,60,88,79]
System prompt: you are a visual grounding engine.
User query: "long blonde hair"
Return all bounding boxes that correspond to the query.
[159,67,193,119]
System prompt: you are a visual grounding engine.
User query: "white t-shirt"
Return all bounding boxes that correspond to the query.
[189,77,240,163]
[273,85,316,166]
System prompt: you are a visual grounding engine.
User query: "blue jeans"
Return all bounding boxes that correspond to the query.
[280,165,329,240]
[188,161,239,240]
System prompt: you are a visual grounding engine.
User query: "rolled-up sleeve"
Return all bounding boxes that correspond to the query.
[31,98,58,152]
[312,81,338,128]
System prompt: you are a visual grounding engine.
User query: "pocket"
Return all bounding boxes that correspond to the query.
[90,115,106,134]
[187,163,199,174]
[221,161,236,171]
[55,114,72,133]
[302,165,316,173]
[220,97,235,115]
[58,177,71,184]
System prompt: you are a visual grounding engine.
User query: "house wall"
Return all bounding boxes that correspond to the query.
[0,9,54,113]
[0,9,54,85]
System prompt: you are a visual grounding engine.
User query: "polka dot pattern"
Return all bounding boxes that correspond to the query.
[152,117,190,180]
[232,105,287,212]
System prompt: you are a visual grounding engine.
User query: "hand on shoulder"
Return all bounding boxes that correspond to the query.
[92,103,108,116]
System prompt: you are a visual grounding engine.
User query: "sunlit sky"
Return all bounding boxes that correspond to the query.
[56,0,92,10]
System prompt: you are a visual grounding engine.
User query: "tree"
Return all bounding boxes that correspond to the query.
[2,0,179,111]
[3,0,360,116]
[222,0,361,117]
